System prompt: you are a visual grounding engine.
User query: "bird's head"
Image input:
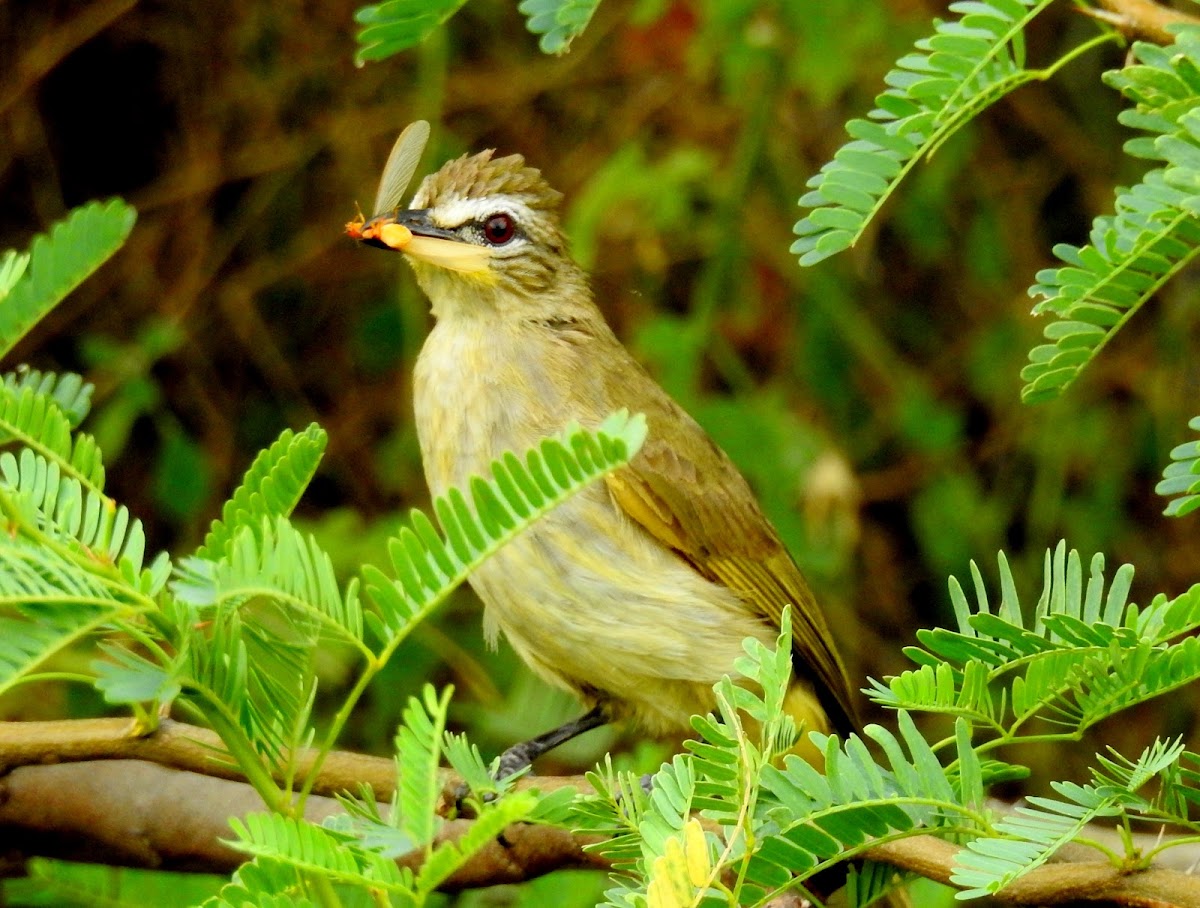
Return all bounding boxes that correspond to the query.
[375,150,589,319]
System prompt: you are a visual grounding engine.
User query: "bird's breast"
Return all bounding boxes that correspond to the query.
[412,318,776,733]
[413,320,566,493]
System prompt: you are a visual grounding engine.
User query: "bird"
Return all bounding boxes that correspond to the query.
[350,130,860,778]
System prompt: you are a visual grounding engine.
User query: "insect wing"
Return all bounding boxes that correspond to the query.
[372,120,430,217]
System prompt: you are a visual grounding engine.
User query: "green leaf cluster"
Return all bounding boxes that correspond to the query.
[792,0,1110,266]
[353,0,471,64]
[561,545,1200,906]
[214,686,541,907]
[1157,414,1200,516]
[191,540,1200,906]
[1022,27,1200,403]
[517,0,601,54]
[0,199,135,361]
[0,202,154,705]
[93,406,646,816]
[570,617,963,906]
[794,10,1200,526]
[874,542,1200,742]
[352,0,602,62]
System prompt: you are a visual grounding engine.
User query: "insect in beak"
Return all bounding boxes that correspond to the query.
[347,120,492,273]
[346,120,430,249]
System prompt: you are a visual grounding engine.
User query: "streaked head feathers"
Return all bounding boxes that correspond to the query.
[351,135,589,314]
[412,150,563,212]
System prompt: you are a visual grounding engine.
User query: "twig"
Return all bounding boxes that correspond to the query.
[0,720,1196,903]
[0,717,397,798]
[0,760,608,887]
[869,836,1200,907]
[1087,0,1200,44]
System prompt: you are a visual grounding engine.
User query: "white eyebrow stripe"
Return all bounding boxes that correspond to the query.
[429,195,535,230]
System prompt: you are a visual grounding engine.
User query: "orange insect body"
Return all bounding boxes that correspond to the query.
[345,213,411,249]
[377,222,412,249]
[345,201,367,239]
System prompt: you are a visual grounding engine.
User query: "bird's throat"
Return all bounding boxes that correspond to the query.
[409,261,500,321]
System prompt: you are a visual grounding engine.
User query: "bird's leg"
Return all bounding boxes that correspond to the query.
[495,704,608,780]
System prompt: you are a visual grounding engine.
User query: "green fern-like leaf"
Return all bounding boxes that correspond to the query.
[168,518,361,772]
[585,754,702,904]
[1021,28,1200,402]
[0,200,136,361]
[1091,736,1186,798]
[731,607,799,736]
[395,684,451,851]
[906,543,1136,668]
[179,606,312,773]
[94,642,183,705]
[844,860,912,908]
[197,424,327,561]
[874,542,1200,737]
[0,538,129,698]
[352,0,470,64]
[951,738,1184,897]
[321,749,541,895]
[682,612,801,827]
[413,792,538,895]
[0,446,156,697]
[1066,633,1200,730]
[363,411,646,645]
[794,0,1079,266]
[642,754,698,857]
[867,659,997,726]
[442,730,497,798]
[0,384,105,494]
[225,793,538,903]
[0,448,147,575]
[750,712,972,890]
[207,857,333,908]
[518,0,601,54]
[0,367,113,652]
[952,793,1117,898]
[575,756,648,872]
[227,813,410,892]
[0,250,29,301]
[1,370,92,428]
[176,516,362,651]
[1157,748,1200,823]
[1156,414,1200,516]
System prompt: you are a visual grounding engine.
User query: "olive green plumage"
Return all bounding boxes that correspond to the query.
[396,147,858,762]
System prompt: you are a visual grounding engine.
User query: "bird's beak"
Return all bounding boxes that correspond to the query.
[350,209,492,274]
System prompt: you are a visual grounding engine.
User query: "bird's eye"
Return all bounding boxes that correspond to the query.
[482,213,516,245]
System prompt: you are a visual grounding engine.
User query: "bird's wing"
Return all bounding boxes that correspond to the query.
[603,390,860,734]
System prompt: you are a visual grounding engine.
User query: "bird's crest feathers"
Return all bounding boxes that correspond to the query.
[415,150,563,211]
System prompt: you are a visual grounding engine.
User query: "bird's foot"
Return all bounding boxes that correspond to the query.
[452,707,609,809]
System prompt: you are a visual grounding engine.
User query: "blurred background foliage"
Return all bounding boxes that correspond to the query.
[2,0,1199,900]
